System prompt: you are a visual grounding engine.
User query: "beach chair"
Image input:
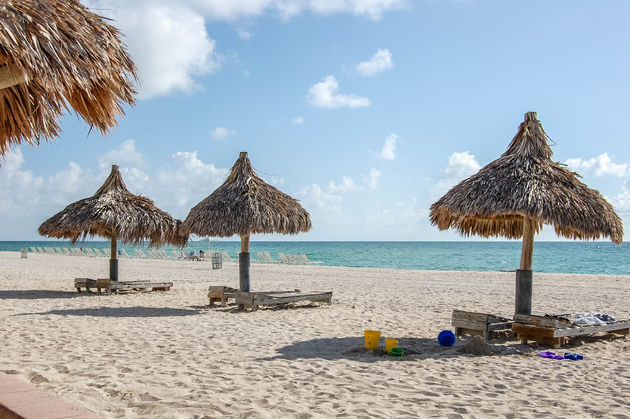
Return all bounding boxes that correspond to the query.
[171,250,182,259]
[291,254,305,264]
[29,247,36,253]
[299,254,323,264]
[120,249,131,258]
[135,249,148,258]
[159,249,171,259]
[37,247,44,253]
[85,248,97,257]
[257,252,268,263]
[146,249,157,259]
[278,253,293,264]
[54,247,64,255]
[93,249,105,257]
[264,251,279,264]
[62,248,72,256]
[103,249,111,257]
[44,247,54,255]
[222,251,234,263]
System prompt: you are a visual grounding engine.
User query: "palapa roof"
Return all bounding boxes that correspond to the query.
[0,0,137,155]
[183,152,312,237]
[430,112,623,244]
[38,165,187,247]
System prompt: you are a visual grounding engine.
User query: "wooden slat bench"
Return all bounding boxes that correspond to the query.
[236,291,333,312]
[452,310,514,340]
[74,277,103,293]
[512,314,630,348]
[75,278,172,294]
[208,286,305,307]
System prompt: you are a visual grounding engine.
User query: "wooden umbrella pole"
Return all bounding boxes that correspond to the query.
[239,233,251,292]
[109,235,118,282]
[520,216,535,270]
[515,216,534,315]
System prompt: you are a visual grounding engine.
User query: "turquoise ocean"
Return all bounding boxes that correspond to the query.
[1,241,628,275]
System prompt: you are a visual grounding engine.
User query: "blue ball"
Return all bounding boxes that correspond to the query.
[438,330,456,346]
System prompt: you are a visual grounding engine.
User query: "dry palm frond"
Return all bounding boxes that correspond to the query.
[0,0,137,155]
[38,165,187,247]
[183,152,312,237]
[430,112,623,244]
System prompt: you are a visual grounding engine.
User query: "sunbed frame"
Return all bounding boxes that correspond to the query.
[207,285,332,311]
[74,278,172,294]
[512,314,630,348]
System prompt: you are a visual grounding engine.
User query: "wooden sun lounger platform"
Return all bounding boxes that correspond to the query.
[208,286,303,306]
[452,310,514,340]
[208,285,332,311]
[512,314,630,348]
[236,290,333,312]
[74,278,173,294]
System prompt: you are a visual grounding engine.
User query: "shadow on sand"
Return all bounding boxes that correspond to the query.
[258,336,540,363]
[0,290,88,300]
[22,306,201,318]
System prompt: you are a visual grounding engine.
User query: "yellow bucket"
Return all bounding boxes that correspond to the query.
[385,338,398,354]
[364,330,381,349]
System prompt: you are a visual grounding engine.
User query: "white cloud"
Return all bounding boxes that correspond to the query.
[356,48,393,77]
[565,153,627,177]
[81,1,403,99]
[291,116,305,124]
[153,151,229,216]
[328,175,356,194]
[97,139,146,170]
[0,149,100,239]
[611,179,630,214]
[364,167,381,190]
[210,126,236,140]
[84,0,220,99]
[236,28,252,39]
[431,151,481,198]
[0,143,236,239]
[296,184,344,214]
[187,0,404,21]
[306,76,370,109]
[378,133,398,160]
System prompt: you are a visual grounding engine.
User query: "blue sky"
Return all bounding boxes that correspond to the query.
[1,0,628,242]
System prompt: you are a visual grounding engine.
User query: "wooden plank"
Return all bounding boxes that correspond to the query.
[512,324,556,339]
[451,319,488,331]
[553,321,630,338]
[487,321,514,331]
[452,310,490,322]
[513,314,570,328]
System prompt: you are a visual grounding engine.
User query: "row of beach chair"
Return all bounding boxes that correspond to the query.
[28,247,322,265]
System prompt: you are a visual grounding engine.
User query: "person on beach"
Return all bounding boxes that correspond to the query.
[199,250,205,259]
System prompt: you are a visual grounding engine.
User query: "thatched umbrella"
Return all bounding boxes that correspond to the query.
[38,165,187,281]
[430,112,623,315]
[0,0,136,155]
[183,152,312,291]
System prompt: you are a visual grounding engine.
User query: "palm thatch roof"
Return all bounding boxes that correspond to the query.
[430,112,623,244]
[38,165,187,247]
[0,0,137,155]
[183,152,312,237]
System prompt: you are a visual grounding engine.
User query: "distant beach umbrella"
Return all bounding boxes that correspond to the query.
[430,112,623,315]
[183,152,311,292]
[0,0,137,156]
[38,165,187,282]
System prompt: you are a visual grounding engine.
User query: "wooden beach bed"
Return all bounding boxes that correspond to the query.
[74,278,173,294]
[451,310,514,340]
[208,285,333,311]
[512,314,630,348]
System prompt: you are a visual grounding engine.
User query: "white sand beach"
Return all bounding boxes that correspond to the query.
[0,250,629,418]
